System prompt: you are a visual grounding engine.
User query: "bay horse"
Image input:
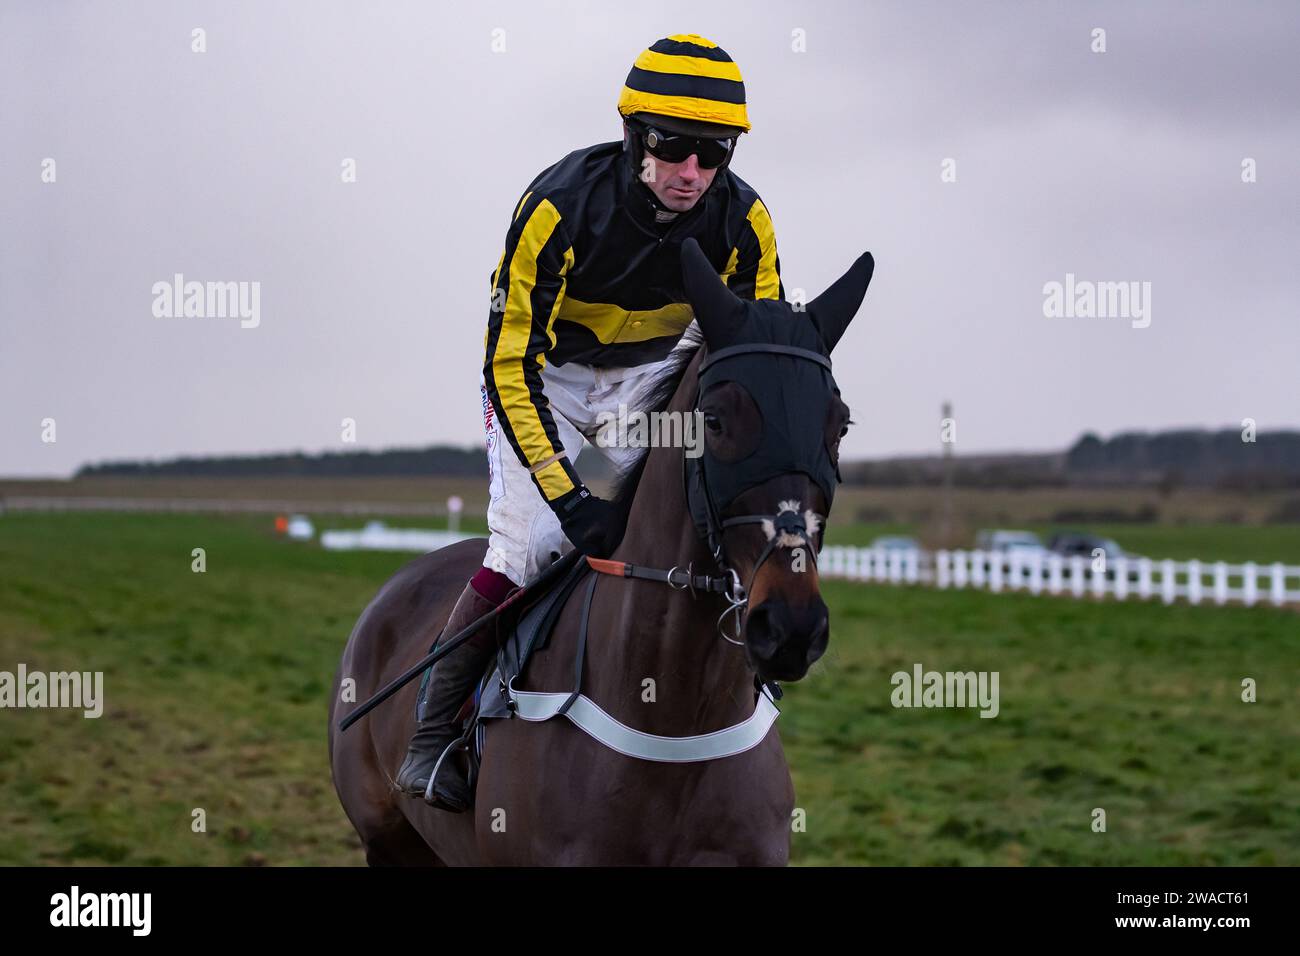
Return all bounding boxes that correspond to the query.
[329,238,874,865]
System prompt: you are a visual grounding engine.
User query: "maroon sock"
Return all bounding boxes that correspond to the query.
[470,566,514,605]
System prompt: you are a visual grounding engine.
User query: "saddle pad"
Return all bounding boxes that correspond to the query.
[477,556,592,722]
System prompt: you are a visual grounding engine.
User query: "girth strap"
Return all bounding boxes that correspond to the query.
[506,678,781,762]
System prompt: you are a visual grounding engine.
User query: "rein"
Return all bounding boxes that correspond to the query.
[586,500,821,646]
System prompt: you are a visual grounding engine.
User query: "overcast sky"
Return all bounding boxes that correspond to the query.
[2,0,1296,478]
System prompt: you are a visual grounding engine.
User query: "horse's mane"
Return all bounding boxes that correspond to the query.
[609,323,704,518]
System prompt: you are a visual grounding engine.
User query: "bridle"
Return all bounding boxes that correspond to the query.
[589,342,832,645]
[708,506,821,644]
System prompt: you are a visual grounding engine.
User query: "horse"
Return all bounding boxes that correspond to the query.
[329,238,873,865]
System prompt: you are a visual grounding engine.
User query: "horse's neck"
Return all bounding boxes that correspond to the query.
[602,354,756,723]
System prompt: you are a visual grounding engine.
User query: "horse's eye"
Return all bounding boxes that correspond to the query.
[704,413,722,432]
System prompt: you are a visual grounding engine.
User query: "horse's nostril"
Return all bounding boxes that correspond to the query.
[807,636,828,666]
[809,614,828,646]
[744,604,783,658]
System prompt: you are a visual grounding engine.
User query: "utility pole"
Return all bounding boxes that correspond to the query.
[940,400,954,547]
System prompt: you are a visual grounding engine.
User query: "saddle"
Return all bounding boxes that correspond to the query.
[479,553,592,721]
[449,551,594,795]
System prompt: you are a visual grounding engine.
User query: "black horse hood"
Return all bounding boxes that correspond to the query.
[679,237,874,517]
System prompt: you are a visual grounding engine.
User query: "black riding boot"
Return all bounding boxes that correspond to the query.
[395,581,500,811]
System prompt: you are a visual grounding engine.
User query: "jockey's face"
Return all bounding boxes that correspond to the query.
[640,148,718,212]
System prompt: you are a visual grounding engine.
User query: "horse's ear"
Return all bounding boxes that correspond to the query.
[807,251,874,353]
[681,237,743,348]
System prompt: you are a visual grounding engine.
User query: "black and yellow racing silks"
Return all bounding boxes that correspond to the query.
[482,145,783,504]
[482,32,782,505]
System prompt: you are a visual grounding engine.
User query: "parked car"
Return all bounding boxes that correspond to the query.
[1047,531,1143,580]
[974,529,1049,558]
[969,530,1050,582]
[1047,531,1126,561]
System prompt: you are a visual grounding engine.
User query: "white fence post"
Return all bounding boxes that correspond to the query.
[970,550,987,588]
[988,551,1003,592]
[1114,556,1129,600]
[1161,559,1176,604]
[1137,558,1152,600]
[1047,554,1063,595]
[1029,552,1043,595]
[1187,560,1203,605]
[1242,562,1257,607]
[936,550,951,588]
[1270,563,1285,607]
[1090,558,1107,598]
[873,547,887,582]
[888,549,903,584]
[1069,556,1085,597]
[905,549,920,584]
[1007,552,1022,592]
[1212,562,1228,606]
[953,550,969,589]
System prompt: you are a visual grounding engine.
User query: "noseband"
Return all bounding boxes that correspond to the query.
[709,503,821,643]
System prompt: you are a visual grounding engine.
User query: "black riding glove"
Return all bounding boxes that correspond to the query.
[552,485,622,558]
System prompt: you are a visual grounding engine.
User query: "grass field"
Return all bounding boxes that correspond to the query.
[1,511,1297,866]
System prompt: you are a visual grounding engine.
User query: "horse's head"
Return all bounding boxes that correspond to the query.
[680,237,874,682]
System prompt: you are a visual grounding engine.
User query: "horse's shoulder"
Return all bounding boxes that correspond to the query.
[389,537,489,591]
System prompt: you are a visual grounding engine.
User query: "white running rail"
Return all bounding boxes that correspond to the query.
[818,547,1300,608]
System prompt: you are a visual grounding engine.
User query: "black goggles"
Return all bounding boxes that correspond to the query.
[637,122,736,169]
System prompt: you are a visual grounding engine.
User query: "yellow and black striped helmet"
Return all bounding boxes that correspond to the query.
[617,34,750,137]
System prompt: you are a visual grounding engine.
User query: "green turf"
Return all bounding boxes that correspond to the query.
[0,512,1296,865]
[784,580,1300,865]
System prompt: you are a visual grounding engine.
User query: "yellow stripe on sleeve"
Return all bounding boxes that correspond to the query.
[489,199,576,490]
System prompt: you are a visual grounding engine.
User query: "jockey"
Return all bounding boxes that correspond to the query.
[397,34,785,809]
